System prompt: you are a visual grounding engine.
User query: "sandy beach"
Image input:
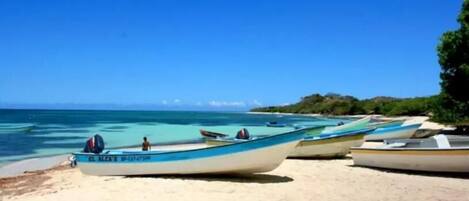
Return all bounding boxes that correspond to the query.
[2,154,469,201]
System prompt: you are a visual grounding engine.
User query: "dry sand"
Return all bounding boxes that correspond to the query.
[2,157,469,201]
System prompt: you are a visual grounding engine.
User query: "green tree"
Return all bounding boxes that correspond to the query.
[434,0,469,127]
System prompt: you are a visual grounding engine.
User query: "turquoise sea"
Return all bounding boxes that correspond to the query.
[0,109,348,166]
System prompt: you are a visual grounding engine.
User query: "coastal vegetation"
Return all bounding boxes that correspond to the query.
[433,0,469,126]
[250,93,437,116]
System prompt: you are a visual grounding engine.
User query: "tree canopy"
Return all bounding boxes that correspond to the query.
[251,93,436,116]
[434,0,469,125]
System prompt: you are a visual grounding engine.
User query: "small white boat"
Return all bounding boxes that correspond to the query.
[289,128,374,158]
[322,116,371,134]
[73,129,306,176]
[368,120,405,129]
[351,135,469,172]
[364,124,421,141]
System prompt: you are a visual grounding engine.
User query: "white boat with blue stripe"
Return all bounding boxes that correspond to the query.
[364,123,422,141]
[73,128,307,176]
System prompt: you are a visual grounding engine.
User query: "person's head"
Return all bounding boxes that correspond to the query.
[143,137,147,141]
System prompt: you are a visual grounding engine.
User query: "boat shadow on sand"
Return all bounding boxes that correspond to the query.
[348,165,469,179]
[126,173,294,184]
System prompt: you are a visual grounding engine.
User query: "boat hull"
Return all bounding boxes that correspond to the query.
[351,148,469,172]
[74,129,306,176]
[207,132,368,158]
[365,124,421,141]
[368,120,404,129]
[77,140,299,176]
[289,134,365,158]
[323,116,371,134]
[200,129,228,139]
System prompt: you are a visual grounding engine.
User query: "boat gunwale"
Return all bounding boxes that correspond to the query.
[299,133,365,146]
[303,128,375,141]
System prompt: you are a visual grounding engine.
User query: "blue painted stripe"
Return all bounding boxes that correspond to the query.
[303,128,374,141]
[368,124,421,135]
[74,127,306,164]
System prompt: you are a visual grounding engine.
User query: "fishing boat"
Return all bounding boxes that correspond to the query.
[289,128,375,158]
[73,129,306,176]
[364,123,421,141]
[322,116,371,134]
[266,121,287,127]
[205,126,327,146]
[199,129,228,138]
[368,119,405,129]
[206,127,375,158]
[351,135,469,172]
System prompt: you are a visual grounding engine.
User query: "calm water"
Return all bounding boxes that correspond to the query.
[0,109,347,165]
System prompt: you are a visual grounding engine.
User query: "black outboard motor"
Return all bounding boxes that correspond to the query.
[83,134,105,154]
[235,128,250,140]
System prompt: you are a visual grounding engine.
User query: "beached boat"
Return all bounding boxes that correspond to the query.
[204,126,327,146]
[266,121,287,127]
[368,120,405,129]
[351,135,469,172]
[199,129,228,138]
[364,124,421,141]
[206,127,375,158]
[322,116,371,134]
[73,129,306,176]
[289,128,375,158]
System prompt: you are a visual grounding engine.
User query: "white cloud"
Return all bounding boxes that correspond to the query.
[161,100,168,105]
[208,101,246,107]
[173,99,181,104]
[195,102,203,106]
[281,102,291,106]
[252,100,262,106]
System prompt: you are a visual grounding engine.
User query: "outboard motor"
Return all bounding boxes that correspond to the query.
[235,128,250,140]
[83,134,105,154]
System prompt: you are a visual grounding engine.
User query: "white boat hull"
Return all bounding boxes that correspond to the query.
[323,116,371,134]
[289,135,365,158]
[77,140,299,176]
[351,148,469,172]
[365,125,420,141]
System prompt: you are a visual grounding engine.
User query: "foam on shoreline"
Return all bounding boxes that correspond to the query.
[0,155,70,178]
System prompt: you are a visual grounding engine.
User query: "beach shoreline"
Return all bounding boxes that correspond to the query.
[0,115,449,179]
[0,115,457,201]
[2,153,469,201]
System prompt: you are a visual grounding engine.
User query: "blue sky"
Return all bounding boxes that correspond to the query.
[0,0,463,110]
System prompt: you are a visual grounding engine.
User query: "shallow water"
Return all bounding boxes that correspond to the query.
[0,109,347,164]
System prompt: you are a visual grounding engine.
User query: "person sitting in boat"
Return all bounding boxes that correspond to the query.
[235,128,250,139]
[142,137,151,151]
[337,121,344,126]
